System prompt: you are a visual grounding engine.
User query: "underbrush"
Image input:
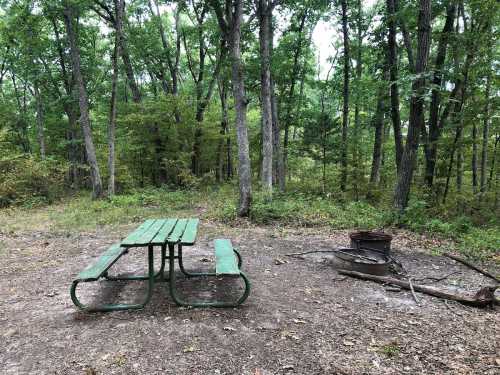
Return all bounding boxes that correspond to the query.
[0,186,497,260]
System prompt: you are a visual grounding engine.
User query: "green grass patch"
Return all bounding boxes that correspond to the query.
[0,186,497,261]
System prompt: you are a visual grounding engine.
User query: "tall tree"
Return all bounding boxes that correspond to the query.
[63,2,104,199]
[211,0,252,216]
[424,1,456,188]
[340,0,349,192]
[480,60,492,194]
[257,0,274,198]
[386,0,403,173]
[393,0,431,211]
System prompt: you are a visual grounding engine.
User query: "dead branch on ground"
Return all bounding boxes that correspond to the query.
[338,269,498,308]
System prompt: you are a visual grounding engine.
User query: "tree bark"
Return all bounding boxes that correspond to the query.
[33,83,46,160]
[258,0,273,198]
[393,0,431,211]
[108,1,122,196]
[386,0,403,173]
[472,122,478,193]
[368,79,387,190]
[480,68,491,194]
[352,0,363,200]
[271,77,283,189]
[211,0,252,216]
[340,0,349,192]
[63,3,104,199]
[424,1,456,187]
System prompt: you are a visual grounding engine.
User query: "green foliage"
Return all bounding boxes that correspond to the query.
[0,153,67,208]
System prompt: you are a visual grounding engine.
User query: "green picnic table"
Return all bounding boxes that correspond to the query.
[70,218,250,312]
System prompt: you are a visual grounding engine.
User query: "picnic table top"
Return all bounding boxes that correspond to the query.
[120,218,199,248]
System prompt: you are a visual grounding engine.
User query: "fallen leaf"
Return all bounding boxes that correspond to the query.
[183,346,197,353]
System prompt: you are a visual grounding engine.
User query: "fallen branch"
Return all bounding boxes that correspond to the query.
[286,249,380,263]
[444,253,499,283]
[412,271,461,284]
[338,269,498,308]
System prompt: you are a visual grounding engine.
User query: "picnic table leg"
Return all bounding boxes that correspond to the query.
[103,245,167,282]
[70,246,155,312]
[167,244,250,308]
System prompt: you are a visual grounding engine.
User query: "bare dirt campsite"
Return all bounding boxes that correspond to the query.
[1,0,499,374]
[1,216,498,374]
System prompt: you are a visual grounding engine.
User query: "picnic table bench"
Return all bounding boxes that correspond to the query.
[70,218,250,312]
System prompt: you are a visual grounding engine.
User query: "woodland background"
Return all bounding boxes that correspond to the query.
[0,0,498,258]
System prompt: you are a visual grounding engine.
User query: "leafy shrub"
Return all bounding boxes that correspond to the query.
[0,155,66,208]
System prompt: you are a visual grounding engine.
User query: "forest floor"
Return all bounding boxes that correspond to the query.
[1,209,499,375]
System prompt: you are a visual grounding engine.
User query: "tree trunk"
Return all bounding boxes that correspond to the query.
[472,122,478,193]
[258,0,273,198]
[211,0,251,215]
[33,83,46,160]
[340,0,349,192]
[282,11,307,190]
[352,0,363,200]
[63,3,104,199]
[480,68,491,194]
[230,1,252,215]
[424,1,456,187]
[108,5,121,196]
[456,128,463,193]
[386,0,403,173]
[271,77,284,190]
[393,0,431,211]
[216,78,229,183]
[368,80,387,190]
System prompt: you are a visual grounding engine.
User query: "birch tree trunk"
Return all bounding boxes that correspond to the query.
[394,0,431,211]
[63,3,104,199]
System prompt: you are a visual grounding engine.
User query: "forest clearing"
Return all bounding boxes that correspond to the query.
[0,0,499,374]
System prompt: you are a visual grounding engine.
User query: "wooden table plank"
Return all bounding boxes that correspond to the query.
[180,218,199,245]
[151,218,178,245]
[121,219,156,247]
[167,219,188,243]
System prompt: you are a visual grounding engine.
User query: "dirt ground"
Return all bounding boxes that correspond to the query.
[1,221,499,375]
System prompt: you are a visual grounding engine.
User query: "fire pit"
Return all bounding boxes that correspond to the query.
[350,231,392,256]
[332,247,392,276]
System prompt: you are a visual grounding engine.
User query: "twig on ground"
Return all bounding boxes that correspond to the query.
[444,253,499,283]
[408,278,420,306]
